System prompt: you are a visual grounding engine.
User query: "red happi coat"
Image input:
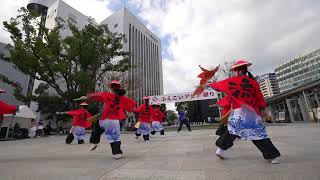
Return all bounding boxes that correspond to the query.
[217,96,231,116]
[133,104,156,123]
[209,75,266,115]
[88,92,136,120]
[67,109,92,128]
[151,108,166,122]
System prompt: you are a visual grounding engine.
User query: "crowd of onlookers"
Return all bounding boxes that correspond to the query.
[0,119,71,139]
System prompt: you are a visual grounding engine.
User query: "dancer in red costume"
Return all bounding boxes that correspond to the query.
[86,80,136,159]
[134,96,156,142]
[57,102,92,144]
[150,103,166,136]
[207,60,280,164]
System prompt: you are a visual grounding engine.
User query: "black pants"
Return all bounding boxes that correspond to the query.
[119,121,124,131]
[110,141,123,155]
[89,121,104,144]
[216,123,228,136]
[216,130,281,160]
[151,130,165,135]
[177,120,191,132]
[135,133,150,141]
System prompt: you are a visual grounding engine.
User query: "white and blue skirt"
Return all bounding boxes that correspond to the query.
[227,106,268,140]
[99,119,121,142]
[137,122,151,135]
[73,126,86,140]
[151,121,164,132]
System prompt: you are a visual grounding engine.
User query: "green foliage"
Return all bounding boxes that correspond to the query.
[0,73,26,102]
[159,104,167,114]
[166,110,177,123]
[1,7,131,120]
[175,101,196,118]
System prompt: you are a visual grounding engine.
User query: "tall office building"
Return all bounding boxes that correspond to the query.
[275,49,320,92]
[0,43,34,105]
[257,73,280,99]
[101,8,163,104]
[27,1,163,106]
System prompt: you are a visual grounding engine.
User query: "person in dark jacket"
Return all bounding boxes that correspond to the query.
[177,110,191,132]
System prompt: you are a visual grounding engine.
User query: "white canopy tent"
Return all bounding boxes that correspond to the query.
[2,106,36,139]
[5,105,36,118]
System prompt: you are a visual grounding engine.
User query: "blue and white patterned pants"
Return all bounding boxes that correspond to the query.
[99,119,121,143]
[137,122,151,135]
[73,126,85,140]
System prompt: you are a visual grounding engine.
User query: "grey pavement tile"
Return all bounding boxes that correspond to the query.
[1,124,320,180]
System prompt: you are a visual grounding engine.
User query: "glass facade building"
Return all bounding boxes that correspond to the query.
[275,49,320,92]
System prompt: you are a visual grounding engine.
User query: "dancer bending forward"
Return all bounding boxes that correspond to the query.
[209,60,280,164]
[57,102,91,144]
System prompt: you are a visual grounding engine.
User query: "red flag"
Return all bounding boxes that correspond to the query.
[193,65,219,96]
[0,101,17,115]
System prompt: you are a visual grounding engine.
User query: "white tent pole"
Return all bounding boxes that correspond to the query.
[5,114,14,139]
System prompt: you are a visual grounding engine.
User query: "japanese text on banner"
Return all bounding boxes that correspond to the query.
[149,90,217,105]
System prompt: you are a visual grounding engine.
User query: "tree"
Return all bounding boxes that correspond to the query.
[159,104,167,114]
[175,101,197,121]
[218,61,236,78]
[166,110,177,124]
[0,7,131,124]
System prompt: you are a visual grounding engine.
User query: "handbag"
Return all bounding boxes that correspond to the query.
[134,121,141,129]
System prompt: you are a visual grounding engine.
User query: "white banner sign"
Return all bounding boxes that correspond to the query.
[149,90,218,105]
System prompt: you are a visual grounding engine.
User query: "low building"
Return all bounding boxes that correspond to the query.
[186,99,220,123]
[267,79,320,123]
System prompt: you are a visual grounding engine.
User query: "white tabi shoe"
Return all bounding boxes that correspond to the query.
[114,154,122,159]
[268,158,279,164]
[215,147,225,159]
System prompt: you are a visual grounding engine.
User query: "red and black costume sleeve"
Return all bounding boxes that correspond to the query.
[133,104,156,123]
[152,108,166,122]
[88,92,136,120]
[209,76,266,115]
[67,109,92,128]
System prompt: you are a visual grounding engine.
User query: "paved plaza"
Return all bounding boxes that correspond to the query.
[0,123,320,180]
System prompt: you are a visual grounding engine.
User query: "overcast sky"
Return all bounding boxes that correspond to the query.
[1,0,320,96]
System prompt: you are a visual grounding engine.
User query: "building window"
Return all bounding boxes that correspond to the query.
[114,24,118,28]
